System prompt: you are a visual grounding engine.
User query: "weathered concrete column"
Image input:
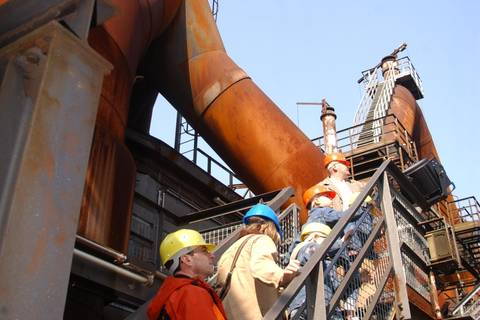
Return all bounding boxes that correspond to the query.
[0,21,112,318]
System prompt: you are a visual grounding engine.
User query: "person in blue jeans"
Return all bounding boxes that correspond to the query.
[285,186,367,319]
[284,185,360,266]
[287,222,345,320]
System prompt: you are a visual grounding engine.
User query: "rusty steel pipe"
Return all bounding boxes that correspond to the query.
[321,102,339,155]
[78,0,327,245]
[77,0,185,251]
[138,0,327,224]
[389,85,439,160]
[83,0,455,232]
[388,84,457,218]
[88,0,184,141]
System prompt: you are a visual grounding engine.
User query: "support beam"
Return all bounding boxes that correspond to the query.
[381,172,412,319]
[0,21,111,318]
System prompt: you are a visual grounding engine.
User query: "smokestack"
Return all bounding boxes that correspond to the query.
[320,99,338,154]
[381,55,399,81]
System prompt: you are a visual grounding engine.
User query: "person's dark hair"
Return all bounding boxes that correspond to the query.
[165,258,182,274]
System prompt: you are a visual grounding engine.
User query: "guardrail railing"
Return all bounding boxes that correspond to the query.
[262,160,436,320]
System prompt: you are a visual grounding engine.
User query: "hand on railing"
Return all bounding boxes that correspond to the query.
[279,260,300,287]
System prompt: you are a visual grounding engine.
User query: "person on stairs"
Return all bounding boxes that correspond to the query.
[147,229,227,320]
[215,204,300,320]
[317,152,366,212]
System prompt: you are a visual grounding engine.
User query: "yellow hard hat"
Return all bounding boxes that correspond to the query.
[349,192,373,206]
[300,222,332,241]
[160,229,215,273]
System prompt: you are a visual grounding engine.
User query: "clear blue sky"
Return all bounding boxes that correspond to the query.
[151,0,479,202]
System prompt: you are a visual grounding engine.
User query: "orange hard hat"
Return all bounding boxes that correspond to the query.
[324,152,350,168]
[303,186,336,206]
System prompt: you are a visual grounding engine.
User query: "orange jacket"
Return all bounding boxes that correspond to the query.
[147,275,227,320]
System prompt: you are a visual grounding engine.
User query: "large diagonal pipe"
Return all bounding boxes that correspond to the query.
[78,0,325,247]
[136,0,326,224]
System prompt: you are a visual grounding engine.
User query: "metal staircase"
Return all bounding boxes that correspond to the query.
[123,159,479,320]
[447,197,480,319]
[453,282,480,318]
[351,46,424,150]
[262,160,441,320]
[450,197,480,274]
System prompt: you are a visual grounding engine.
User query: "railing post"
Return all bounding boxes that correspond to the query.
[193,131,199,164]
[314,264,327,320]
[393,116,406,170]
[380,172,412,319]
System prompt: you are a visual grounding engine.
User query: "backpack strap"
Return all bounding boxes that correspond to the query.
[218,234,256,300]
[158,278,219,320]
[159,304,171,320]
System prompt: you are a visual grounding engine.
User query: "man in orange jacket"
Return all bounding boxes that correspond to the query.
[147,229,227,320]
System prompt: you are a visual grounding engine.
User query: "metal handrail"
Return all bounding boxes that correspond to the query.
[312,114,419,174]
[175,114,245,192]
[395,56,424,98]
[452,282,480,316]
[197,148,238,188]
[263,160,432,320]
[352,56,423,143]
[449,196,480,225]
[352,69,379,128]
[73,249,154,286]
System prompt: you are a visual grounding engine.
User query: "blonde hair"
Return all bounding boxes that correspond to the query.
[244,217,281,244]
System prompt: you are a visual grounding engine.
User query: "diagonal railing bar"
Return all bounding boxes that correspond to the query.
[263,161,390,319]
[309,263,326,320]
[452,281,480,316]
[327,215,385,319]
[363,259,394,319]
[263,159,430,320]
[380,171,412,319]
[177,187,294,224]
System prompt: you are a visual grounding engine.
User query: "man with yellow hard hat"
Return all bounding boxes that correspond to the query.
[147,229,227,320]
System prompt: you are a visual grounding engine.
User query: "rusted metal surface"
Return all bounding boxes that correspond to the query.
[320,100,338,154]
[388,85,456,217]
[0,21,111,318]
[406,286,437,319]
[77,0,184,249]
[389,85,439,161]
[78,123,136,253]
[137,0,327,224]
[381,55,399,80]
[87,0,183,141]
[429,271,443,319]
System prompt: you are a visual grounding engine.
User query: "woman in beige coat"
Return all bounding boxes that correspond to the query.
[215,204,300,320]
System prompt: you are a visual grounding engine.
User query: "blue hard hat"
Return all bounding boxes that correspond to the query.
[243,204,283,239]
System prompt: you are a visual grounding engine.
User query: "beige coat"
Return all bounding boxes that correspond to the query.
[317,177,366,211]
[215,234,284,320]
